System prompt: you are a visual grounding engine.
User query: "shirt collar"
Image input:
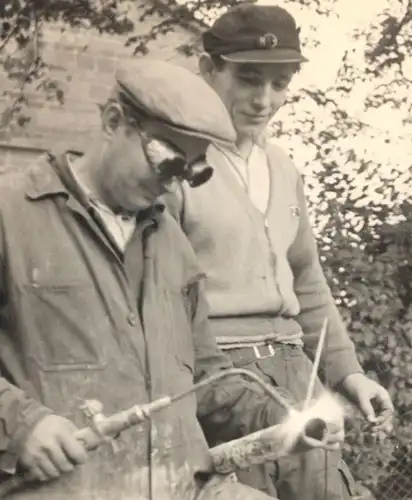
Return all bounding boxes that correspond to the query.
[210,131,268,160]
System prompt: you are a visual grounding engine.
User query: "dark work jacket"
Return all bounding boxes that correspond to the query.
[0,154,283,499]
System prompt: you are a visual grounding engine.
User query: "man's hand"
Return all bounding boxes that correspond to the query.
[19,414,88,482]
[340,373,394,431]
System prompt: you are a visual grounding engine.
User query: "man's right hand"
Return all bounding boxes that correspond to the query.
[19,414,88,482]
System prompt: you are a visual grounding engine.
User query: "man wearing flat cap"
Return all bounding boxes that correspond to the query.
[165,4,394,500]
[0,59,331,499]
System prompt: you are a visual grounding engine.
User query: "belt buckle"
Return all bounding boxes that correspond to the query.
[253,343,275,360]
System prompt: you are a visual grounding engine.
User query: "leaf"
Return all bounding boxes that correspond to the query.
[363,330,375,346]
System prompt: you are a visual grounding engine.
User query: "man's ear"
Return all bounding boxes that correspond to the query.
[198,52,216,83]
[101,102,124,138]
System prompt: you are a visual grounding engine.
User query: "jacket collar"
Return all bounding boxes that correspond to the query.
[25,150,166,223]
[25,151,69,201]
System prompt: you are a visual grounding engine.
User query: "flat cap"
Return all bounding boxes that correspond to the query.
[114,60,236,144]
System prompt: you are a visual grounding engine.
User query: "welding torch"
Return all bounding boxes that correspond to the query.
[0,367,334,497]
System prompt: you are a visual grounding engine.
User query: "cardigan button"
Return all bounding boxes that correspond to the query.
[127,312,139,326]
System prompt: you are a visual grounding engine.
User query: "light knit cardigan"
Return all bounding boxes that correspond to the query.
[165,142,363,387]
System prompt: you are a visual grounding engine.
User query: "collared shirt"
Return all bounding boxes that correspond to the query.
[66,154,136,252]
[88,198,136,253]
[211,143,270,217]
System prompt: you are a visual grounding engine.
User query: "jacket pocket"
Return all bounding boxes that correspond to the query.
[23,281,108,371]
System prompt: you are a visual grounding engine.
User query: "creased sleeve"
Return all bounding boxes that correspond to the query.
[288,176,364,387]
[0,222,53,473]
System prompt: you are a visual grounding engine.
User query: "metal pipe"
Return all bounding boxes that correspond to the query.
[0,368,321,497]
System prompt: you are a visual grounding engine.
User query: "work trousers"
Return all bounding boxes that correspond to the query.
[224,344,358,500]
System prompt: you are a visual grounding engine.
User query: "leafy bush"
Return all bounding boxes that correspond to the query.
[308,164,412,498]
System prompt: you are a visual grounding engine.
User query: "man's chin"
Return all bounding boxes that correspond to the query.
[237,124,267,142]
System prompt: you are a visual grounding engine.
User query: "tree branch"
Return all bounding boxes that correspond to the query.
[0,2,30,53]
[1,4,44,131]
[367,0,412,65]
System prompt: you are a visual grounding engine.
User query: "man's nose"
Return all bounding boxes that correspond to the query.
[251,83,273,111]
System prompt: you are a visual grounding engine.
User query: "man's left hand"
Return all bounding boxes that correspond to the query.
[340,373,394,431]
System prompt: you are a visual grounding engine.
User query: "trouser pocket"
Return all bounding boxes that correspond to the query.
[338,459,365,499]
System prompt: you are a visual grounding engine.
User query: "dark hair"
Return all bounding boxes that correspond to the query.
[101,90,150,129]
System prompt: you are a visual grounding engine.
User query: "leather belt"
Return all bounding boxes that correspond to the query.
[224,341,280,364]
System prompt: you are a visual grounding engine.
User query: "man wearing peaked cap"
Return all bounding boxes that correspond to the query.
[165,4,392,500]
[0,59,308,499]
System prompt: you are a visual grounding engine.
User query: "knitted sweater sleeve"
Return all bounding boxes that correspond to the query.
[288,174,364,387]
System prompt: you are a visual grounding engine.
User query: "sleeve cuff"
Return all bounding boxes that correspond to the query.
[6,404,54,465]
[326,353,364,388]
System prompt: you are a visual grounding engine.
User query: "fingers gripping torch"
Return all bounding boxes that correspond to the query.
[0,368,336,497]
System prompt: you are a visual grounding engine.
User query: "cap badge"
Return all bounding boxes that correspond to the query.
[290,205,300,218]
[257,33,278,49]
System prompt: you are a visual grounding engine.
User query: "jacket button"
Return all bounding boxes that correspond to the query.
[127,313,138,326]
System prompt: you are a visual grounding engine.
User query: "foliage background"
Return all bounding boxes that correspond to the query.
[268,2,412,497]
[1,0,412,497]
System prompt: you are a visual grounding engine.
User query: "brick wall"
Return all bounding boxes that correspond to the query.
[0,0,199,174]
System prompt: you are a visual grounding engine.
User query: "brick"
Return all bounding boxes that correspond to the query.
[76,52,96,72]
[2,0,199,161]
[88,84,112,102]
[89,38,130,57]
[95,56,117,75]
[57,50,77,68]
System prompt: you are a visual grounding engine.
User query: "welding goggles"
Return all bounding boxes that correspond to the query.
[140,131,213,188]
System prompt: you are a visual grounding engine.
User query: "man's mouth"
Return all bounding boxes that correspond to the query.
[243,113,269,123]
